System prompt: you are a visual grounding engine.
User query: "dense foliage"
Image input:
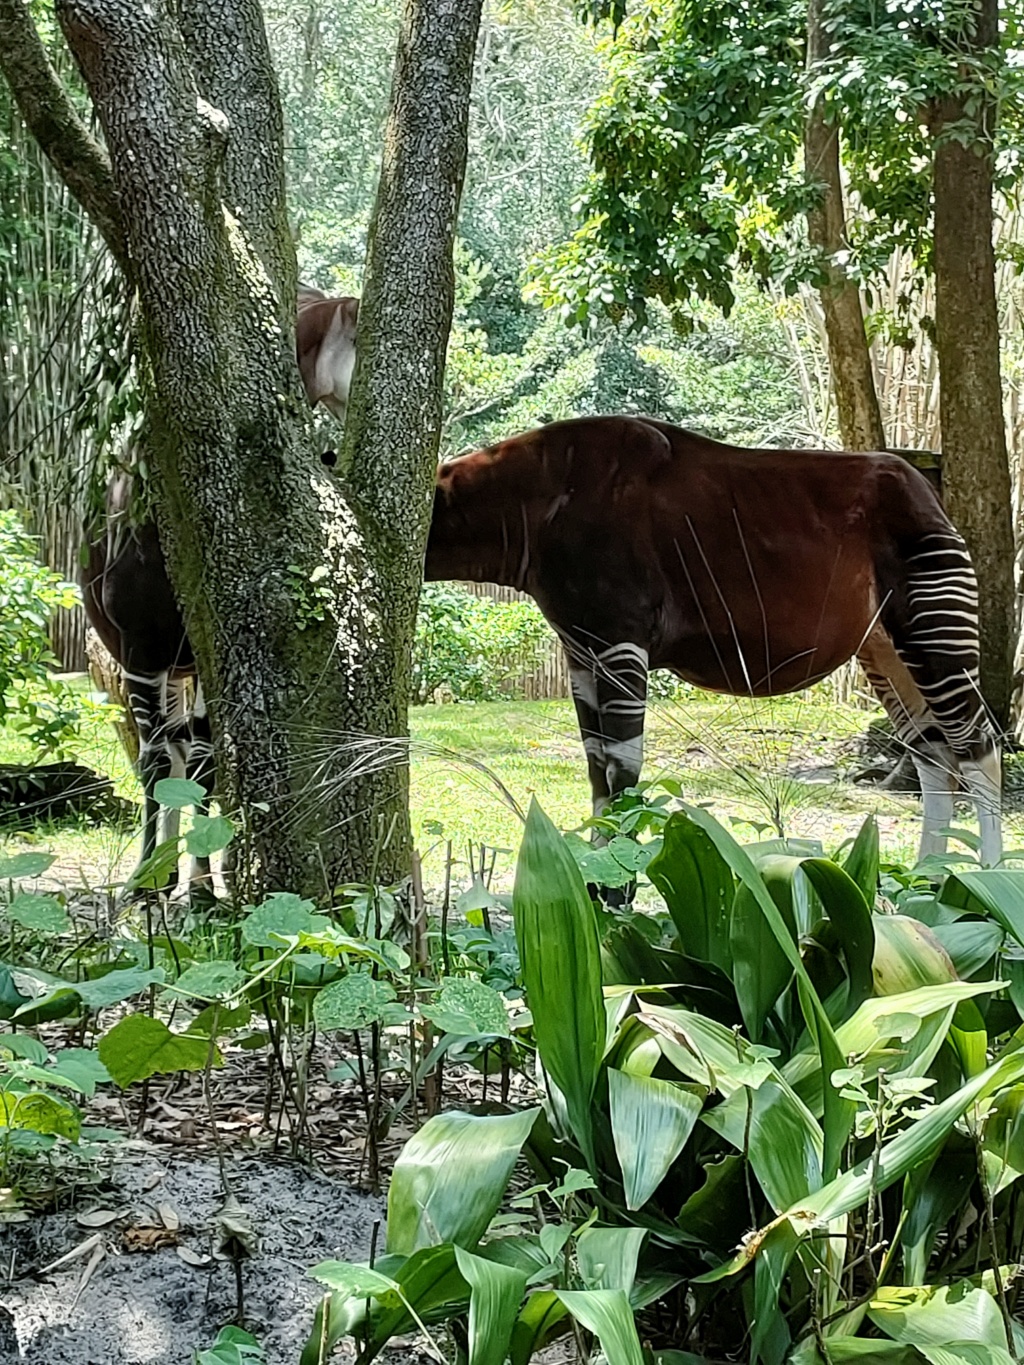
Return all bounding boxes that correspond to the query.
[413,585,550,705]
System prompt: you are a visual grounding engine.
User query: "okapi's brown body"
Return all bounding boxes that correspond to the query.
[426,415,1001,863]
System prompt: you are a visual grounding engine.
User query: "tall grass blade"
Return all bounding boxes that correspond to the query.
[513,800,604,1166]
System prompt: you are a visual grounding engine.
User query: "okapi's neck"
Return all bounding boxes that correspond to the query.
[424,448,544,590]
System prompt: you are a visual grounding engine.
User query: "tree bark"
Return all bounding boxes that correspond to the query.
[931,0,1014,727]
[337,0,483,879]
[16,0,481,894]
[804,0,885,452]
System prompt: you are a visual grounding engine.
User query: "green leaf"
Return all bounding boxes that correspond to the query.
[154,777,206,809]
[308,1261,402,1306]
[455,1245,528,1365]
[47,1047,111,1098]
[647,812,734,968]
[367,1244,471,1355]
[75,966,165,1011]
[242,893,330,947]
[170,961,245,1001]
[842,815,880,906]
[0,1089,80,1139]
[386,1108,539,1256]
[0,852,55,879]
[576,1226,646,1295]
[197,1324,265,1364]
[510,1291,569,1365]
[800,857,875,1013]
[981,1084,1024,1197]
[185,814,235,858]
[608,1069,702,1210]
[730,859,797,1041]
[0,1033,48,1063]
[555,1289,644,1365]
[424,979,509,1038]
[190,1001,253,1037]
[869,1282,1009,1351]
[6,892,70,935]
[513,800,603,1166]
[98,1014,217,1087]
[678,806,850,1180]
[941,871,1024,947]
[314,973,396,1031]
[902,1141,976,1285]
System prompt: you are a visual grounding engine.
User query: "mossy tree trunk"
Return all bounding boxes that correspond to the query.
[0,0,481,893]
[931,0,1014,728]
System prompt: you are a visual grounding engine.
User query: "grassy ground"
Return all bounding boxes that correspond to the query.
[3,682,1003,894]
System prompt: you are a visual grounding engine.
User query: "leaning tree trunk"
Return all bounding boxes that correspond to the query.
[804,0,886,452]
[2,0,481,894]
[931,0,1015,729]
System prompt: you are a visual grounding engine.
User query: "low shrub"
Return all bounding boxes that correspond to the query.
[413,583,550,705]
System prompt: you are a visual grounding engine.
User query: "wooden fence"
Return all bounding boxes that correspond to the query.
[458,581,572,699]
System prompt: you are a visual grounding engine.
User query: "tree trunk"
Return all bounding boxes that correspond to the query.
[0,0,481,895]
[931,0,1014,728]
[804,0,885,452]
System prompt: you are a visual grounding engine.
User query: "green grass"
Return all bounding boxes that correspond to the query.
[2,684,1013,893]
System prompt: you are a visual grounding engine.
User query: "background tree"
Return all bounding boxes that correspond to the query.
[534,0,1023,723]
[0,0,482,893]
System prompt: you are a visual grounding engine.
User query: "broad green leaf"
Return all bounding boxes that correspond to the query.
[555,1289,644,1365]
[308,1261,402,1306]
[568,838,637,890]
[0,1089,80,1139]
[513,801,603,1165]
[730,859,797,1041]
[185,814,235,858]
[6,892,70,935]
[367,1244,471,1356]
[868,1282,1008,1351]
[197,1325,265,1364]
[75,966,166,1011]
[0,1033,47,1063]
[752,1218,799,1365]
[99,1014,218,1087]
[387,1108,539,1256]
[189,1001,252,1037]
[675,1154,747,1248]
[941,871,1024,947]
[455,1245,528,1365]
[842,815,880,906]
[931,921,1004,979]
[0,852,55,879]
[800,857,875,1013]
[873,916,959,996]
[902,1141,976,1285]
[818,1339,925,1364]
[242,893,330,947]
[981,1084,1024,1196]
[314,973,396,1031]
[170,961,245,1001]
[608,1069,702,1209]
[917,1346,1016,1365]
[702,1073,823,1212]
[576,1226,646,1295]
[510,1291,569,1365]
[647,813,734,968]
[678,806,851,1181]
[46,1048,111,1098]
[154,776,206,809]
[424,978,509,1038]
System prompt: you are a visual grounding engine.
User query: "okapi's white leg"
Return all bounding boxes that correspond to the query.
[960,742,1002,866]
[566,652,609,819]
[912,746,959,858]
[162,679,190,865]
[185,681,218,893]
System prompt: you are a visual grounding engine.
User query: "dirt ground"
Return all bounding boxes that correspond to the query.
[0,1149,386,1364]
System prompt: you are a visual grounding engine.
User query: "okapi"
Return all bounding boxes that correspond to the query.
[82,286,358,888]
[425,415,1002,865]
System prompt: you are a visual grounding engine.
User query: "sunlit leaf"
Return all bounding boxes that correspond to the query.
[647,813,734,968]
[608,1068,702,1209]
[455,1245,528,1365]
[5,892,70,935]
[99,1014,217,1087]
[154,777,206,809]
[424,978,509,1038]
[387,1108,540,1256]
[314,973,396,1031]
[555,1289,644,1365]
[0,852,55,879]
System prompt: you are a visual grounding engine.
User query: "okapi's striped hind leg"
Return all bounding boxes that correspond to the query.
[860,524,1002,865]
[124,669,178,884]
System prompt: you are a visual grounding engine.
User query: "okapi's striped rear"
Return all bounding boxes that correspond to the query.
[426,415,1001,865]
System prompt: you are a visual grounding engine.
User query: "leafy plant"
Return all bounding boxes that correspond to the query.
[0,510,84,755]
[413,585,550,705]
[305,799,1024,1365]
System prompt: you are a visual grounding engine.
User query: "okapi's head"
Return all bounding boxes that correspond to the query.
[296,285,360,422]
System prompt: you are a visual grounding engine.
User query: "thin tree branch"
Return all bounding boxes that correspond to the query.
[0,0,128,271]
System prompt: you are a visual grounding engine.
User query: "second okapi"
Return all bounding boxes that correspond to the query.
[425,414,1002,865]
[82,286,358,886]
